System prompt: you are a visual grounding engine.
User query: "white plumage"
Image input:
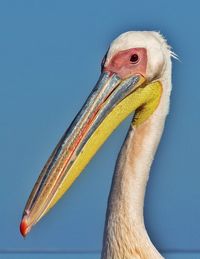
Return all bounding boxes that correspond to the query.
[101,31,172,259]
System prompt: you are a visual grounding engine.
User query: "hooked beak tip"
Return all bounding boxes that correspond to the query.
[20,215,29,237]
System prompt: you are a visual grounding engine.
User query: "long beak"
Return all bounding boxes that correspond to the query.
[20,71,148,236]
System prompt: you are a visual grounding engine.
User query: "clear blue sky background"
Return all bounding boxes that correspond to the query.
[0,0,200,258]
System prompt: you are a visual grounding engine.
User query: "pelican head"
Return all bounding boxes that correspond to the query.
[20,31,172,237]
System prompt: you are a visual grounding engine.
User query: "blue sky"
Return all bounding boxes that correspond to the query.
[0,0,200,258]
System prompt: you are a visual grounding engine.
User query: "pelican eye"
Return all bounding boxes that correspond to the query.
[130,54,139,63]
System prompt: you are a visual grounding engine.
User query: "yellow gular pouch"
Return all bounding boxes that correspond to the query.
[132,81,163,126]
[42,81,163,216]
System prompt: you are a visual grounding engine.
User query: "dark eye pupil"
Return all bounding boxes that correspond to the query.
[130,54,139,63]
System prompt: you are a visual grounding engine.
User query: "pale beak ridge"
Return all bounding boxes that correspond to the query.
[20,71,145,236]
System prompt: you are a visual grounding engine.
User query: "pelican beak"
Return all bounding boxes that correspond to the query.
[20,71,148,237]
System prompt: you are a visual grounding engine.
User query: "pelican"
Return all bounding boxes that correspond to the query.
[20,31,174,259]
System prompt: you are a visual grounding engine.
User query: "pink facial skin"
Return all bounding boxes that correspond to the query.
[103,48,147,79]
